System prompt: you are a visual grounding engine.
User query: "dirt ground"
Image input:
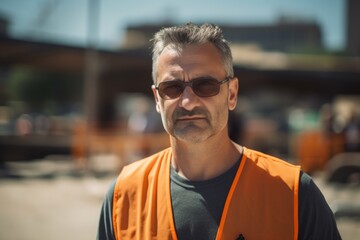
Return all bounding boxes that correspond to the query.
[0,174,112,239]
[0,157,359,240]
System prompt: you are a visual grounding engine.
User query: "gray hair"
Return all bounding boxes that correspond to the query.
[151,23,234,83]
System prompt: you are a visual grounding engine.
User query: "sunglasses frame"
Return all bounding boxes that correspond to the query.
[153,76,232,100]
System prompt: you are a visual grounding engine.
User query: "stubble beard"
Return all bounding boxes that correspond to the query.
[169,107,214,143]
[173,120,213,143]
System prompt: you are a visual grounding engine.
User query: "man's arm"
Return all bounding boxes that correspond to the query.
[97,179,117,240]
[298,172,342,239]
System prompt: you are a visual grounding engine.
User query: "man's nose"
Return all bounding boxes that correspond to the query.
[178,86,201,110]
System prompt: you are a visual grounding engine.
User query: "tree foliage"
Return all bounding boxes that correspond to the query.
[6,68,83,111]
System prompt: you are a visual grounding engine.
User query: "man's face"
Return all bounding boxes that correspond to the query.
[152,43,238,143]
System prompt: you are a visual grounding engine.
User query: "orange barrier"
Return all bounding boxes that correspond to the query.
[295,130,344,173]
[71,121,170,169]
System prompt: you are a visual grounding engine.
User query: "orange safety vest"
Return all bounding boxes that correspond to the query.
[112,147,300,240]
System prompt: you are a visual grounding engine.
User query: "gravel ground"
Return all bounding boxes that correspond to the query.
[0,176,111,240]
[0,157,359,240]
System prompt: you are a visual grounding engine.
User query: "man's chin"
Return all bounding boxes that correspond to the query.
[173,126,210,143]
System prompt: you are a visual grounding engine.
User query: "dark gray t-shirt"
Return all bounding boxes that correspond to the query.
[170,160,240,240]
[97,161,341,240]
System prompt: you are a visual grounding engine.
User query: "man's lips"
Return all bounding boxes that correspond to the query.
[173,107,209,123]
[177,116,205,121]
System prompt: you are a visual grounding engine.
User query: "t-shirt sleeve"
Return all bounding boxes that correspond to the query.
[97,179,117,240]
[298,171,342,240]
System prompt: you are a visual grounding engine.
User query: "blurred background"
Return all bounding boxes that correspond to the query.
[0,0,359,239]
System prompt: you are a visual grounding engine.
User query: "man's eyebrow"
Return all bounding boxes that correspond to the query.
[191,75,216,80]
[162,77,181,81]
[162,74,216,82]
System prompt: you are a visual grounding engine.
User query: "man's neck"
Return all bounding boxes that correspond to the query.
[170,133,242,181]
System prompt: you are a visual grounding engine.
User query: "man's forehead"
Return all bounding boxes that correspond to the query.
[159,43,221,62]
[156,45,225,81]
[160,45,182,59]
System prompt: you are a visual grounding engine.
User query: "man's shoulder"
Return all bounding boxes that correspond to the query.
[243,147,301,183]
[244,147,300,169]
[119,147,172,179]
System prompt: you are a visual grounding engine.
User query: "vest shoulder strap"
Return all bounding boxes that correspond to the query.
[217,147,301,240]
[112,148,176,240]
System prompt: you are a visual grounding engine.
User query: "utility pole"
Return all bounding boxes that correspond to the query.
[81,0,100,167]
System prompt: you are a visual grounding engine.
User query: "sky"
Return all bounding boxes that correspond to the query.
[0,0,346,51]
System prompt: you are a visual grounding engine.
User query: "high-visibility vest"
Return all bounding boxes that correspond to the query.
[113,147,300,240]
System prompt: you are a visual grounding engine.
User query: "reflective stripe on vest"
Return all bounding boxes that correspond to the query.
[112,147,300,240]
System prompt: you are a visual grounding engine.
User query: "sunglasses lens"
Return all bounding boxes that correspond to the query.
[156,78,226,99]
[193,78,220,97]
[158,81,183,99]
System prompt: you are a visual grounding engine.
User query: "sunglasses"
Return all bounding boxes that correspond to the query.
[154,77,232,100]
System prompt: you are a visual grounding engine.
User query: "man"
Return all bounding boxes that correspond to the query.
[97,23,341,240]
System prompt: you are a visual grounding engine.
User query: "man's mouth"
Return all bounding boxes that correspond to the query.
[173,107,209,123]
[177,116,206,122]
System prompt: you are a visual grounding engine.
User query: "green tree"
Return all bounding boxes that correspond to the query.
[6,67,83,113]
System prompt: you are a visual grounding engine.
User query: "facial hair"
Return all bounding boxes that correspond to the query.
[170,106,213,142]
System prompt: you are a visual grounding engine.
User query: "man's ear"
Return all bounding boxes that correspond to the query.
[228,77,238,111]
[152,85,161,113]
[155,102,160,113]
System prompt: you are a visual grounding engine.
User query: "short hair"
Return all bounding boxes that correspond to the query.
[151,23,234,83]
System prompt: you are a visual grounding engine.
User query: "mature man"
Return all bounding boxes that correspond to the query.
[97,23,341,240]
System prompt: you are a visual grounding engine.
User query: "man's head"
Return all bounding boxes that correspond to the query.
[151,23,238,143]
[151,23,234,83]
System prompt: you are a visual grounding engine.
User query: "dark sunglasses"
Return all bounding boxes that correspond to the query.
[154,77,232,100]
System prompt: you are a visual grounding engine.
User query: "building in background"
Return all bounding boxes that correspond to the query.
[346,0,360,56]
[121,17,323,53]
[0,15,8,36]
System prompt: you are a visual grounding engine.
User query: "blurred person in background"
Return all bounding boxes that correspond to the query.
[97,23,341,240]
[344,110,360,152]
